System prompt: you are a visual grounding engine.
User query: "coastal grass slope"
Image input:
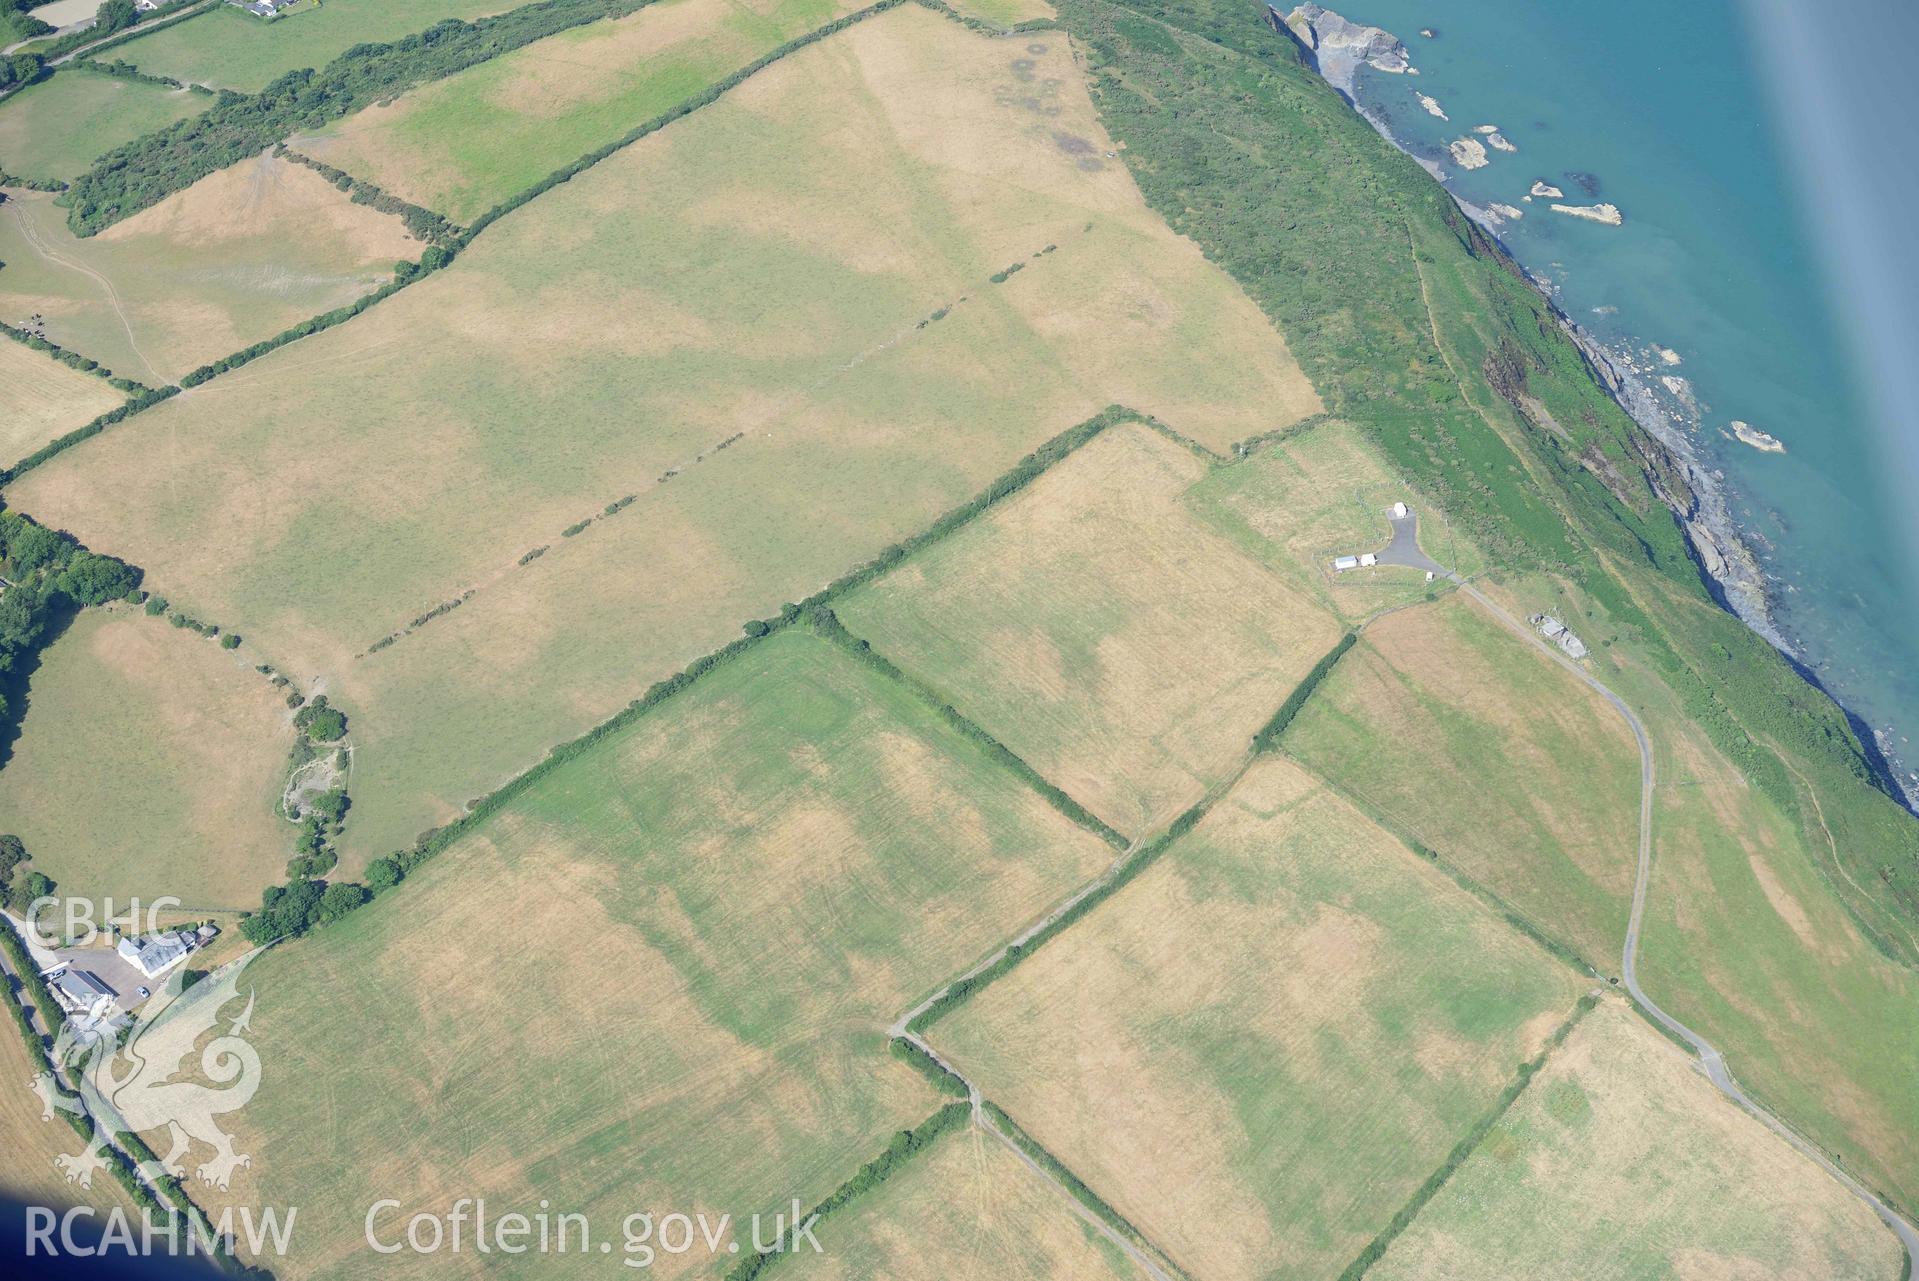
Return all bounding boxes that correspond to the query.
[1048,0,1919,1216]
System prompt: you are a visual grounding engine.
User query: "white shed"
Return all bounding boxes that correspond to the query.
[1359,552,1379,567]
[1389,501,1410,520]
[1332,555,1360,572]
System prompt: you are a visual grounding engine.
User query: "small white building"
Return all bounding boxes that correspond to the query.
[1559,633,1589,660]
[1359,552,1379,567]
[118,930,192,979]
[49,967,117,1021]
[1332,555,1360,572]
[1389,501,1410,520]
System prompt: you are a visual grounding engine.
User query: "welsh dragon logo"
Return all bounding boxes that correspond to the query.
[33,949,265,1192]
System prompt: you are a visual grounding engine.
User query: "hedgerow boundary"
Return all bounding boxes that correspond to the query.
[1335,992,1600,1279]
[722,1102,970,1280]
[0,0,911,480]
[980,1098,1191,1281]
[378,405,1138,888]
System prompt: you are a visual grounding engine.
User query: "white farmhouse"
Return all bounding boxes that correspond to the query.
[1332,555,1360,572]
[118,930,192,979]
[1389,501,1410,520]
[1359,552,1378,567]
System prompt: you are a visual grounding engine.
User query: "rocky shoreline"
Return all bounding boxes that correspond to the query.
[1275,4,1786,653]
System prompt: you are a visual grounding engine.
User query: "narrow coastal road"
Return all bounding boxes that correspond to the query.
[1,1,215,65]
[1454,573,1919,1267]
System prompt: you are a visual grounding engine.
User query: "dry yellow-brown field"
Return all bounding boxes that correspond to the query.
[1369,999,1903,1280]
[9,5,1318,863]
[786,1119,1146,1281]
[0,155,415,385]
[0,1018,145,1221]
[1285,593,1641,968]
[189,629,1116,1278]
[0,606,293,912]
[0,338,123,469]
[839,421,1343,836]
[934,756,1587,1281]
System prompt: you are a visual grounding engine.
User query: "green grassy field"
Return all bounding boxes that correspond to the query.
[107,0,513,93]
[296,0,863,223]
[0,606,293,913]
[1370,999,1902,1280]
[1470,568,1919,1215]
[1182,418,1485,625]
[1285,593,1641,969]
[12,5,1315,863]
[0,157,414,383]
[0,67,210,182]
[785,1119,1145,1281]
[944,0,1055,24]
[838,421,1342,837]
[190,628,1113,1275]
[0,338,124,469]
[934,757,1587,1281]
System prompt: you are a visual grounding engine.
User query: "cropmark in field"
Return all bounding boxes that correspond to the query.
[782,1115,1148,1281]
[0,156,416,385]
[1368,999,1902,1280]
[933,756,1588,1281]
[11,4,1319,863]
[1285,593,1640,969]
[192,629,1115,1277]
[839,421,1343,838]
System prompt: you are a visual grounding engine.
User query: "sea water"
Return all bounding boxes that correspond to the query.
[1315,0,1919,799]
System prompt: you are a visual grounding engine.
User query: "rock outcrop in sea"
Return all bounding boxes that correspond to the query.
[1270,2,1779,648]
[1281,3,1412,98]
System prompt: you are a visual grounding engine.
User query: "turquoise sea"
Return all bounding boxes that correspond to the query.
[1317,0,1919,799]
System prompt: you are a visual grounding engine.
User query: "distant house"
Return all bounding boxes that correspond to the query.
[1389,501,1409,520]
[1359,552,1378,567]
[133,0,161,11]
[1529,613,1588,660]
[117,930,192,979]
[1332,555,1360,572]
[230,0,298,15]
[49,967,117,1020]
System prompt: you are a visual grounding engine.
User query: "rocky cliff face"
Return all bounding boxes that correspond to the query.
[1274,3,1778,647]
[1280,3,1411,99]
